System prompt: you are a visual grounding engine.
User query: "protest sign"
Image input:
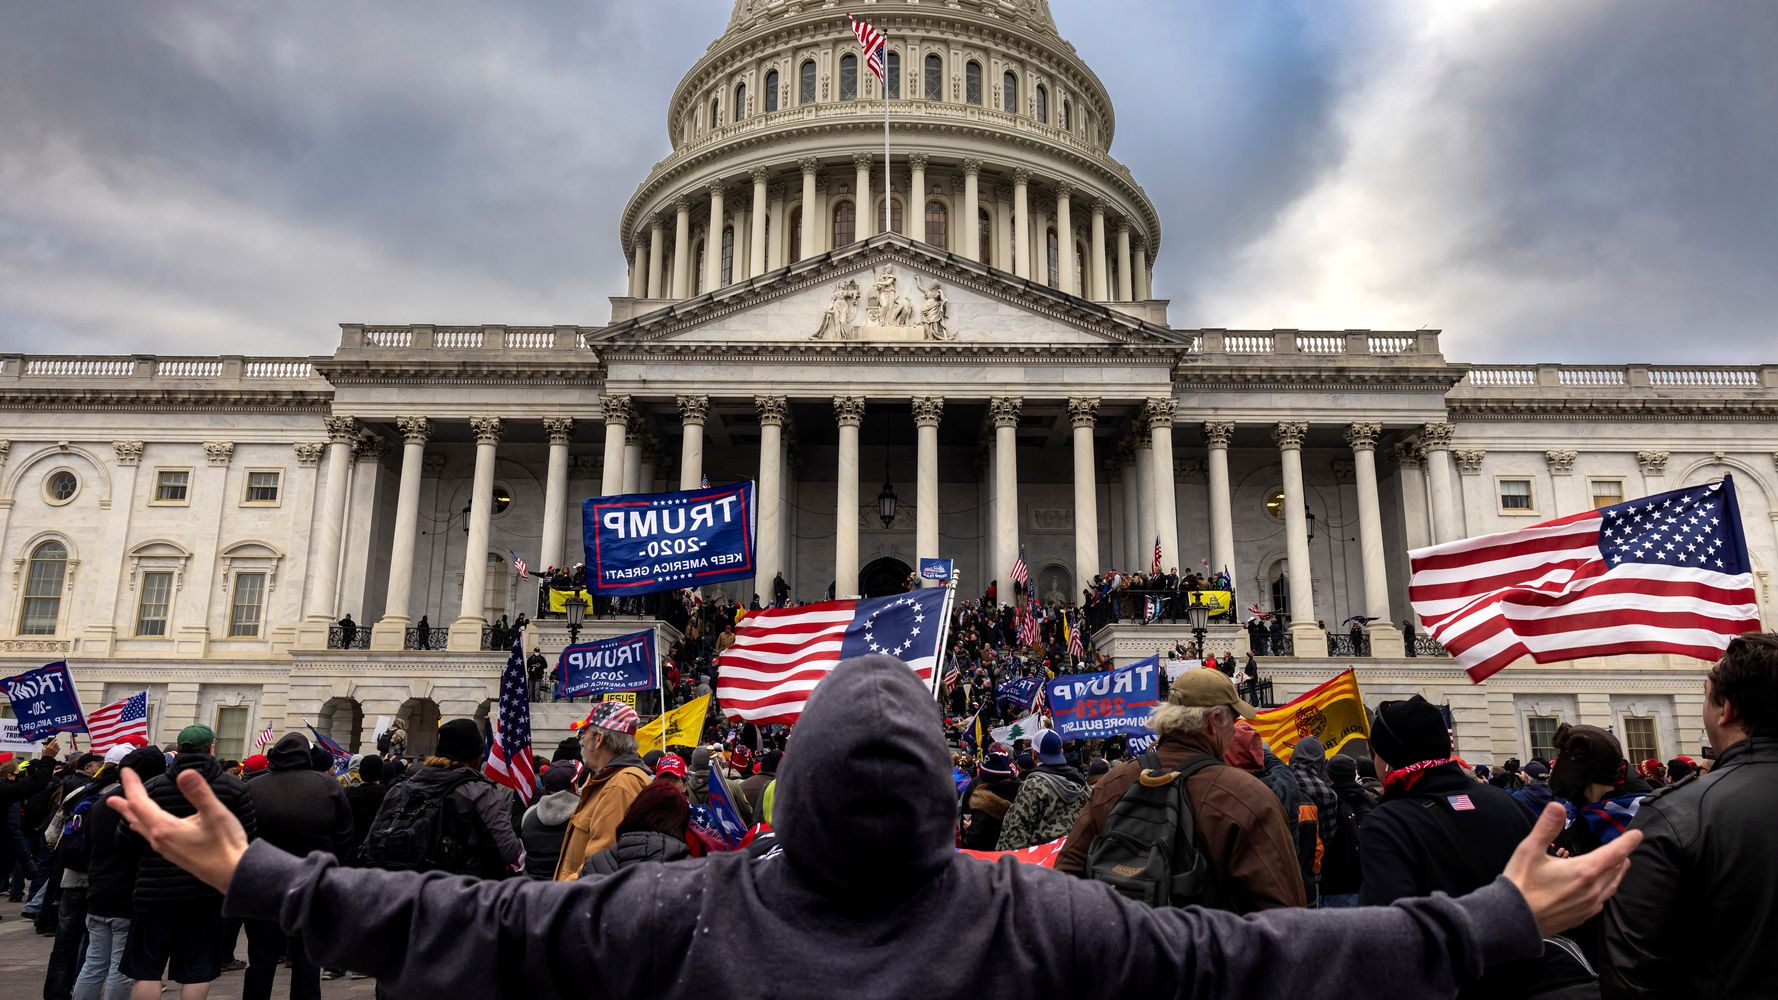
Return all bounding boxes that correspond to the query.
[918,557,954,582]
[582,482,755,596]
[0,718,43,754]
[557,629,657,698]
[0,661,86,742]
[1046,656,1160,740]
[1163,658,1195,682]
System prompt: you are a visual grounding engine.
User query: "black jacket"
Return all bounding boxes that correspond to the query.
[376,765,520,879]
[344,781,388,860]
[123,753,257,906]
[84,785,138,918]
[519,789,577,879]
[1358,763,1534,907]
[247,734,354,859]
[1603,737,1778,999]
[0,756,55,809]
[579,830,691,877]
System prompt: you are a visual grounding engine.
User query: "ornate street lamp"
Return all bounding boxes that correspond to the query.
[876,479,899,529]
[564,592,587,644]
[1186,591,1210,658]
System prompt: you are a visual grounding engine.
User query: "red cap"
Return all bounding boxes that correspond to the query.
[0,752,14,767]
[656,754,688,779]
[243,754,270,773]
[118,733,149,748]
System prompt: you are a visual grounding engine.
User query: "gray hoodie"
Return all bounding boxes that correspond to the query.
[223,655,1541,997]
[519,789,579,880]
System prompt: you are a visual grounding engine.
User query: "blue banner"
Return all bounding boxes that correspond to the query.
[0,661,87,742]
[583,482,756,596]
[1046,656,1160,740]
[558,629,657,698]
[918,557,954,582]
[995,676,1042,712]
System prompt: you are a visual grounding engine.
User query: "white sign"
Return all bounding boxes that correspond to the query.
[1,718,44,754]
[1163,659,1195,683]
[373,716,392,743]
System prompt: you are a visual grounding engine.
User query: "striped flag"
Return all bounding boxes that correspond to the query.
[942,660,961,690]
[483,630,538,802]
[848,14,886,81]
[1066,612,1085,660]
[253,723,274,750]
[1409,477,1760,683]
[1009,547,1029,589]
[509,549,528,581]
[717,588,951,724]
[84,692,148,752]
[1018,607,1040,647]
[1151,535,1163,575]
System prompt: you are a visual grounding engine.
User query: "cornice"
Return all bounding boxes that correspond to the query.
[599,341,1184,365]
[0,389,334,413]
[316,361,603,387]
[1173,367,1467,391]
[1448,398,1778,421]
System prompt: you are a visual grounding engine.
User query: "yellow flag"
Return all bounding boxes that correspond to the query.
[1252,668,1370,763]
[545,588,594,614]
[637,694,710,754]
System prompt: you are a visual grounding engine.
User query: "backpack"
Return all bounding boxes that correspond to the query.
[1085,752,1220,907]
[358,769,478,873]
[52,784,106,870]
[376,730,392,754]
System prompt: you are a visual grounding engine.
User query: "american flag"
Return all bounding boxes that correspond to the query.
[85,692,148,752]
[253,723,275,750]
[1409,477,1760,683]
[848,14,886,82]
[717,588,951,724]
[1066,612,1086,660]
[942,660,961,690]
[509,549,528,581]
[483,630,538,802]
[1009,548,1029,589]
[1018,607,1040,647]
[1151,535,1163,575]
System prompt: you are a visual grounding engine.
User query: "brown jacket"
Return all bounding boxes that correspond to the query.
[1056,730,1307,913]
[553,756,651,881]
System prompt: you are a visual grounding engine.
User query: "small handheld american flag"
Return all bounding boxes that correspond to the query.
[1009,547,1030,589]
[509,550,528,581]
[253,723,274,750]
[1151,535,1163,575]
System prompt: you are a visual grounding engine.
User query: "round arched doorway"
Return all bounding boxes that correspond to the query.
[859,557,913,599]
[317,696,364,752]
[396,697,441,757]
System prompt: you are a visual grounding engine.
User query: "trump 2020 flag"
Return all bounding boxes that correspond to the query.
[701,766,750,847]
[1409,477,1760,682]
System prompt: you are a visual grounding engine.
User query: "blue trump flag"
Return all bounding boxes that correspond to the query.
[558,629,656,699]
[583,481,756,596]
[0,661,86,742]
[700,766,751,847]
[1046,656,1161,740]
[305,724,353,775]
[995,676,1042,713]
[918,557,954,582]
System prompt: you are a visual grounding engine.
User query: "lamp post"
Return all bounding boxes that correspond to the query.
[876,479,899,529]
[564,592,587,645]
[1186,591,1210,658]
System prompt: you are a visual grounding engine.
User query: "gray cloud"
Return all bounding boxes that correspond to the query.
[1,1,1772,363]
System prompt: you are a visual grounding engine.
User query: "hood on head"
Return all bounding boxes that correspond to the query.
[774,655,954,899]
[1293,737,1326,770]
[1223,721,1264,772]
[268,733,312,771]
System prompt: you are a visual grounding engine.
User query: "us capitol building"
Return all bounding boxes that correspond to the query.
[2,0,1773,760]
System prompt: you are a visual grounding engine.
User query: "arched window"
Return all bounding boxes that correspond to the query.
[764,70,780,112]
[18,540,66,635]
[978,208,992,264]
[710,96,720,128]
[1003,71,1017,113]
[720,226,735,285]
[886,51,900,98]
[965,60,982,105]
[832,200,856,247]
[925,201,948,250]
[1062,99,1072,131]
[734,84,746,122]
[789,207,802,261]
[694,239,706,294]
[878,197,904,235]
[1035,84,1048,123]
[840,53,858,101]
[800,59,817,104]
[1046,228,1060,288]
[923,54,943,100]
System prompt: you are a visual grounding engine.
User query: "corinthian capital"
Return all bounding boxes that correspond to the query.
[906,152,929,171]
[852,152,873,171]
[203,442,234,467]
[601,395,634,427]
[1067,397,1100,428]
[989,396,1022,428]
[833,395,866,427]
[1420,422,1455,450]
[1143,398,1177,429]
[113,441,144,466]
[1545,450,1577,475]
[960,158,983,177]
[1271,421,1308,451]
[676,395,711,425]
[396,417,432,444]
[469,416,504,445]
[1343,422,1382,452]
[323,416,359,443]
[292,442,325,467]
[1203,421,1234,450]
[1453,449,1487,475]
[543,417,576,444]
[755,394,789,426]
[1637,450,1670,477]
[912,396,945,428]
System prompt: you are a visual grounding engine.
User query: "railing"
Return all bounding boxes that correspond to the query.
[1326,632,1372,658]
[155,360,224,377]
[1367,335,1416,355]
[1649,367,1760,387]
[1466,366,1538,387]
[503,329,556,350]
[243,360,313,378]
[327,626,371,650]
[1271,633,1294,657]
[364,328,413,348]
[23,359,135,377]
[404,626,449,650]
[1294,335,1346,355]
[435,328,486,349]
[1411,634,1451,657]
[1465,364,1769,390]
[1558,367,1626,387]
[1243,678,1278,710]
[1224,334,1274,354]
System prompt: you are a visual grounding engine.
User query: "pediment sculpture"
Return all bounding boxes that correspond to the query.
[813,265,954,342]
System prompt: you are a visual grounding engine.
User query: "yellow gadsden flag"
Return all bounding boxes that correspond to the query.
[637,694,710,754]
[1252,668,1370,763]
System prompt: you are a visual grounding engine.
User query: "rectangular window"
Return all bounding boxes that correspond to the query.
[229,573,266,638]
[214,705,249,760]
[1623,716,1659,765]
[136,571,173,637]
[1590,479,1624,510]
[243,471,281,504]
[1498,478,1534,512]
[1527,716,1559,760]
[154,470,190,503]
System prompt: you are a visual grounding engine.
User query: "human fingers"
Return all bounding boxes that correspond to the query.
[108,767,156,828]
[176,768,230,823]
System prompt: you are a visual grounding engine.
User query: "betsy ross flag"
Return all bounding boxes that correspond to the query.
[253,723,275,750]
[1151,535,1163,575]
[85,692,148,752]
[717,588,951,724]
[848,14,886,81]
[509,550,528,581]
[1009,547,1030,590]
[483,631,538,803]
[1409,477,1759,683]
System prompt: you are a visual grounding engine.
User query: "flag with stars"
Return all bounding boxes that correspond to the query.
[483,630,538,802]
[1410,477,1759,683]
[717,588,951,724]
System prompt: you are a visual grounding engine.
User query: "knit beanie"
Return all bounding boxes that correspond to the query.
[435,719,483,764]
[1548,723,1624,799]
[540,764,578,795]
[977,752,1014,779]
[553,737,581,763]
[121,746,168,781]
[1369,695,1451,767]
[1327,753,1358,785]
[357,754,384,782]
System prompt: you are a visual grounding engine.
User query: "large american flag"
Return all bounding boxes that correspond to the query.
[1009,548,1029,589]
[1018,606,1040,647]
[848,14,886,82]
[484,630,538,802]
[1066,612,1086,660]
[717,588,951,724]
[1409,478,1760,683]
[85,692,148,752]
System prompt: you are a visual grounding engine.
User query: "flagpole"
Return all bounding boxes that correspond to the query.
[930,573,959,701]
[883,34,891,237]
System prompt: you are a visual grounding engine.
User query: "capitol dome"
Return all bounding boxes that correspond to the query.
[619,0,1160,304]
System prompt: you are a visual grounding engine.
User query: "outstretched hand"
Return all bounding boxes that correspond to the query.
[1504,801,1641,937]
[108,767,248,894]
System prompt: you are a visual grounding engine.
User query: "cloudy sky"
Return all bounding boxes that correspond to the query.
[1,1,1772,362]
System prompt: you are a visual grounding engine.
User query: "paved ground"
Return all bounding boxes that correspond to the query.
[0,896,374,999]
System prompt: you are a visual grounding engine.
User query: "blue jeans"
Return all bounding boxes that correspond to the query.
[73,914,132,1000]
[1320,892,1361,908]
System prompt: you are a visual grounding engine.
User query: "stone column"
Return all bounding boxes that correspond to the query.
[600,396,631,495]
[798,159,818,261]
[1134,242,1151,299]
[993,183,1012,269]
[1033,200,1051,285]
[1145,399,1179,571]
[908,153,928,243]
[628,241,645,297]
[303,416,358,629]
[1068,397,1100,595]
[1055,183,1076,295]
[1422,421,1459,544]
[1346,421,1402,655]
[961,159,982,262]
[754,396,788,595]
[1134,424,1155,570]
[646,217,666,298]
[623,429,643,493]
[1204,421,1236,588]
[913,397,943,582]
[1119,447,1140,572]
[371,417,430,649]
[448,416,503,651]
[1116,225,1133,301]
[834,396,866,596]
[671,198,693,297]
[1273,421,1326,656]
[1089,200,1108,300]
[638,437,659,493]
[852,153,873,240]
[703,183,726,291]
[540,417,574,570]
[677,395,709,490]
[749,169,769,278]
[991,397,1022,590]
[1012,169,1031,279]
[814,176,830,252]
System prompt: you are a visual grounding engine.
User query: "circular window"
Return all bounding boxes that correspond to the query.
[1264,488,1286,521]
[44,470,79,505]
[492,485,513,516]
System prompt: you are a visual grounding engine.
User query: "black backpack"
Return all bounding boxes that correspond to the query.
[376,730,392,754]
[358,769,478,873]
[1085,752,1220,907]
